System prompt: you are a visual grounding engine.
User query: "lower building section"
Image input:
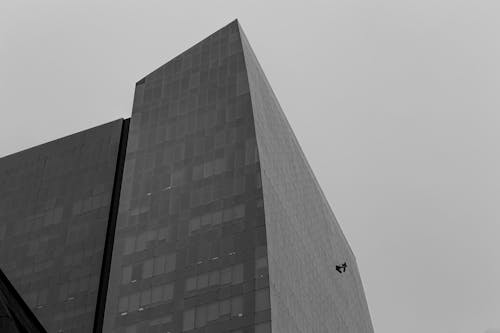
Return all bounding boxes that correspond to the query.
[0,119,126,333]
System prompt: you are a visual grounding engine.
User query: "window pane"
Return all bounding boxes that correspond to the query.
[255,257,268,270]
[197,273,208,289]
[220,299,231,316]
[209,271,220,286]
[142,259,154,279]
[118,296,128,312]
[255,288,270,312]
[128,293,140,312]
[201,214,212,226]
[189,217,200,233]
[136,233,148,252]
[152,286,163,303]
[165,253,176,272]
[222,208,232,222]
[207,302,219,321]
[154,255,165,275]
[163,283,174,301]
[233,204,245,218]
[122,266,132,284]
[125,325,137,333]
[141,289,151,306]
[195,305,207,328]
[182,309,195,331]
[231,296,243,316]
[212,211,222,225]
[221,268,231,284]
[124,237,135,255]
[131,263,142,281]
[255,322,271,333]
[232,264,244,285]
[186,277,197,291]
[158,227,170,241]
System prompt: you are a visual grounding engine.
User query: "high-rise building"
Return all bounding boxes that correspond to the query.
[0,20,373,333]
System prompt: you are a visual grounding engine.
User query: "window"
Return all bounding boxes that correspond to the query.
[233,204,245,219]
[154,256,165,275]
[197,273,209,289]
[207,302,219,321]
[193,164,203,180]
[203,161,214,178]
[182,309,195,331]
[118,296,128,313]
[231,297,243,317]
[186,277,196,292]
[158,226,170,241]
[255,288,270,312]
[255,257,268,278]
[163,283,174,301]
[140,289,151,306]
[255,322,271,333]
[183,296,243,330]
[201,213,212,226]
[214,157,224,174]
[220,299,231,316]
[189,217,201,233]
[234,175,245,195]
[136,233,148,252]
[152,286,163,303]
[185,264,243,292]
[221,268,232,284]
[213,211,222,225]
[128,293,139,312]
[123,237,135,255]
[150,314,172,326]
[195,304,207,328]
[222,208,233,222]
[232,264,244,285]
[165,253,176,272]
[209,271,220,286]
[171,169,184,186]
[121,265,131,283]
[256,257,268,270]
[142,259,154,279]
[125,325,137,333]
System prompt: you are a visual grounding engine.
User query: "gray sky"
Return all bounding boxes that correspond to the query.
[1,1,499,332]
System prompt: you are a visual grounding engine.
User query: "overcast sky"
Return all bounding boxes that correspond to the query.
[1,1,499,332]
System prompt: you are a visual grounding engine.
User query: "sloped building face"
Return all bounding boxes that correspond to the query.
[0,20,373,333]
[0,120,127,333]
[240,27,374,333]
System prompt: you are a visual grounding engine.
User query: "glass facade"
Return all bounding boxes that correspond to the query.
[103,21,270,333]
[0,120,125,333]
[0,19,374,333]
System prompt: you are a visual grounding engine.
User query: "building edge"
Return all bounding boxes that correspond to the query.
[92,118,130,333]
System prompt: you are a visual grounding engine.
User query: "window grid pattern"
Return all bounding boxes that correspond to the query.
[0,120,124,333]
[103,21,270,333]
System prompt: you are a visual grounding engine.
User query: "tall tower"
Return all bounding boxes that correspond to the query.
[102,20,373,333]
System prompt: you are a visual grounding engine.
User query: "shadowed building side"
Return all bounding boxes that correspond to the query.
[0,120,125,333]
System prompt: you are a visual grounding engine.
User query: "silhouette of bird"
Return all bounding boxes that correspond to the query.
[336,262,347,273]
